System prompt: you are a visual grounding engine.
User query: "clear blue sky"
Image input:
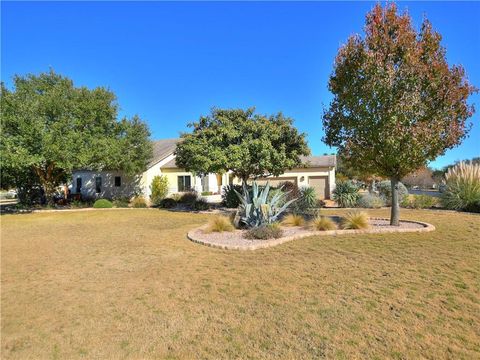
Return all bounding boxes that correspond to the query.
[2,1,479,169]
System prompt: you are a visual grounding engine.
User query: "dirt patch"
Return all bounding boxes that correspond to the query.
[188,217,434,250]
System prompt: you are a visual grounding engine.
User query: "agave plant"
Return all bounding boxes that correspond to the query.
[235,181,297,228]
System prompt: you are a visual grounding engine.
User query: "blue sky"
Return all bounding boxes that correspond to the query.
[2,1,479,169]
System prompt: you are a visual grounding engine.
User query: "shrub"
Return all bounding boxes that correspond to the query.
[113,198,130,208]
[403,194,439,209]
[71,200,92,208]
[244,223,283,240]
[178,191,198,205]
[193,198,210,211]
[222,184,244,208]
[341,211,369,229]
[282,214,306,227]
[377,180,409,206]
[441,162,480,213]
[159,198,177,209]
[93,199,113,208]
[332,181,360,208]
[357,193,385,208]
[131,196,147,208]
[170,193,182,202]
[201,191,213,196]
[311,216,337,231]
[150,175,169,206]
[280,181,301,202]
[292,186,317,213]
[206,216,235,233]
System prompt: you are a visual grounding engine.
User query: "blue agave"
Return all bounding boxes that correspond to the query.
[234,181,297,228]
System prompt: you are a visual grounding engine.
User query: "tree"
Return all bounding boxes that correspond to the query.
[322,3,476,225]
[175,107,310,184]
[0,70,152,204]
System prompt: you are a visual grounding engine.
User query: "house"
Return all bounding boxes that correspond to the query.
[71,139,336,201]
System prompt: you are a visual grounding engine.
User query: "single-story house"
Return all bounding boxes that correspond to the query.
[71,138,336,201]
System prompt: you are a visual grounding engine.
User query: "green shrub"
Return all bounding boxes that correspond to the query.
[292,186,317,213]
[341,211,369,229]
[357,193,385,208]
[113,198,130,208]
[403,194,439,209]
[222,184,243,208]
[332,181,360,208]
[150,175,169,206]
[159,198,177,209]
[282,214,305,227]
[178,191,198,205]
[244,223,283,240]
[201,191,213,196]
[441,162,480,213]
[93,199,113,208]
[206,216,235,233]
[131,196,147,208]
[377,180,409,206]
[311,216,337,231]
[71,200,92,208]
[193,198,210,211]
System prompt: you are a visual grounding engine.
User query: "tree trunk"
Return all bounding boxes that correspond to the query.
[390,177,400,226]
[33,163,58,206]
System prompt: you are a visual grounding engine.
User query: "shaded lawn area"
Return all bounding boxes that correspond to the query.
[1,209,479,359]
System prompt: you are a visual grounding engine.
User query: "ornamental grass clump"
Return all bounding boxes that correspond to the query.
[282,214,305,227]
[311,216,337,231]
[441,162,480,213]
[206,216,235,233]
[244,223,283,240]
[341,211,369,230]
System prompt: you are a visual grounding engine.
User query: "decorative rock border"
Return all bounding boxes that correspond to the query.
[187,218,436,251]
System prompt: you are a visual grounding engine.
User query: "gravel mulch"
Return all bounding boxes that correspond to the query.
[187,217,435,250]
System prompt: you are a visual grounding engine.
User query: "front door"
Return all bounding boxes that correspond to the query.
[76,177,82,193]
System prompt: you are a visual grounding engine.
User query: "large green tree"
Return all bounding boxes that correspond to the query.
[1,70,152,204]
[323,4,476,225]
[175,107,310,184]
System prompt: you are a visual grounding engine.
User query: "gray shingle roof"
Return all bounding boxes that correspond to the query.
[148,138,179,167]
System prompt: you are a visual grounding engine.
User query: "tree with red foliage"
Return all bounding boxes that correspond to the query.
[323,3,476,225]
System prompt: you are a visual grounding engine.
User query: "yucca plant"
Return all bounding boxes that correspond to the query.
[235,181,297,228]
[341,211,369,229]
[282,214,305,227]
[206,216,235,233]
[311,216,337,231]
[441,162,480,212]
[332,181,360,208]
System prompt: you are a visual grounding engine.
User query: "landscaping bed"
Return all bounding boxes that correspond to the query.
[188,217,434,250]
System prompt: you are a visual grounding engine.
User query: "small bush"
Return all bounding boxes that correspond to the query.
[131,196,147,208]
[244,223,283,240]
[170,193,182,202]
[377,180,409,206]
[311,216,337,231]
[178,191,198,205]
[357,193,385,208]
[292,186,317,213]
[206,216,235,233]
[113,198,130,208]
[441,162,480,213]
[222,184,243,208]
[193,198,210,211]
[150,175,169,206]
[71,200,92,208]
[332,181,360,208]
[93,199,113,208]
[282,214,305,227]
[403,194,439,209]
[341,211,369,229]
[201,191,213,196]
[159,198,177,209]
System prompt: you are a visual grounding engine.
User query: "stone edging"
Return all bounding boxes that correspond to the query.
[187,218,436,251]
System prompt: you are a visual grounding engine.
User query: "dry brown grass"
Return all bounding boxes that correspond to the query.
[1,208,479,359]
[205,215,235,233]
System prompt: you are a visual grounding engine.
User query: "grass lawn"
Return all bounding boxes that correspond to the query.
[1,209,479,359]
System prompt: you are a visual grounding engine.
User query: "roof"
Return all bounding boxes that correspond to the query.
[160,152,336,169]
[148,138,179,167]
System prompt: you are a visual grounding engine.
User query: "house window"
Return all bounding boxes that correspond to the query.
[177,175,191,192]
[76,178,82,193]
[115,176,121,187]
[95,177,102,193]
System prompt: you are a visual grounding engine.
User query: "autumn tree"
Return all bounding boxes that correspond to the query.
[175,107,310,184]
[323,3,476,225]
[0,70,152,205]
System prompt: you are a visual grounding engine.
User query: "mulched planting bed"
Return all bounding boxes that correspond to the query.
[188,217,435,250]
